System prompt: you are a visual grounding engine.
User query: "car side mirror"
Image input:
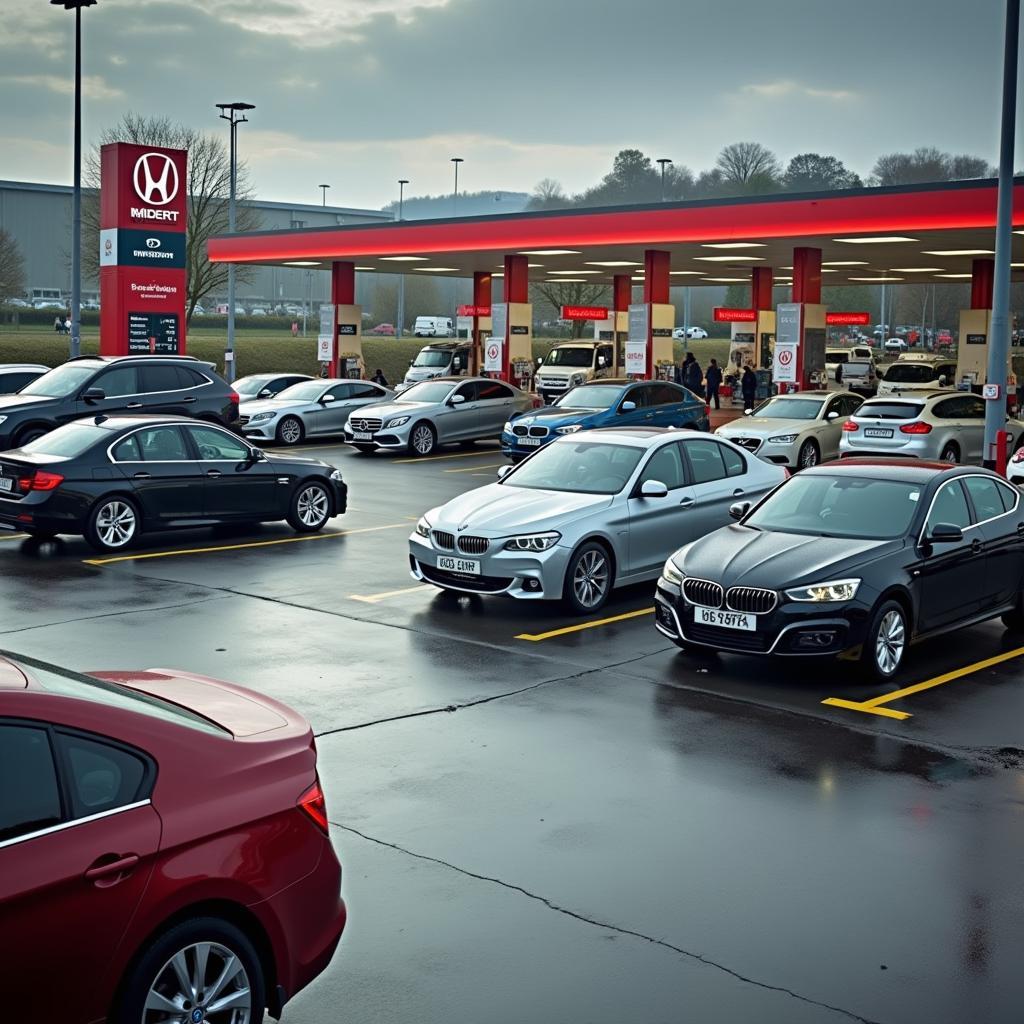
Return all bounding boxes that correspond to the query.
[938,375,947,386]
[82,387,105,403]
[497,465,513,479]
[259,388,272,398]
[248,447,265,463]
[640,479,669,498]
[827,411,839,421]
[743,408,753,416]
[597,357,606,367]
[729,501,751,521]
[450,394,466,406]
[321,394,336,403]
[929,522,963,544]
[620,401,636,413]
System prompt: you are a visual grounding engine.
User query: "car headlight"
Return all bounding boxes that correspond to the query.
[385,415,410,429]
[784,578,861,603]
[415,516,431,539]
[502,421,514,433]
[504,531,561,552]
[768,434,798,444]
[569,373,585,385]
[556,424,581,435]
[0,415,7,426]
[661,557,685,586]
[248,412,275,423]
[329,469,344,482]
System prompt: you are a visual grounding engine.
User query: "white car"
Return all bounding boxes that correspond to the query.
[877,356,958,396]
[715,390,864,469]
[672,327,708,339]
[883,338,907,353]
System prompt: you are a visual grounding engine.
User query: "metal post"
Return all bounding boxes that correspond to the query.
[984,0,1020,467]
[319,183,329,206]
[451,158,463,217]
[657,158,672,202]
[396,179,408,339]
[226,118,236,381]
[70,4,82,359]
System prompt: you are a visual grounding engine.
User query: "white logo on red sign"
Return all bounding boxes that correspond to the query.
[133,153,180,206]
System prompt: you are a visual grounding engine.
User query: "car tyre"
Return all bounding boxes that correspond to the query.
[408,421,437,457]
[939,441,960,464]
[287,481,332,533]
[12,425,49,447]
[85,496,140,553]
[797,439,820,470]
[862,599,908,681]
[276,416,304,446]
[113,916,265,1024]
[563,541,612,615]
[1001,598,1024,630]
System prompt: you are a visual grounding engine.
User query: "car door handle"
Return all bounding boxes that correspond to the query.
[732,488,745,497]
[85,853,139,881]
[971,539,983,554]
[678,497,695,508]
[181,396,197,404]
[206,469,222,478]
[132,471,151,480]
[125,402,143,409]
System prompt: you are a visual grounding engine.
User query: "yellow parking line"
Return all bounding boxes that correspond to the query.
[393,449,501,464]
[822,644,1024,720]
[83,522,410,566]
[0,533,26,542]
[444,463,504,474]
[516,607,654,642]
[349,584,429,604]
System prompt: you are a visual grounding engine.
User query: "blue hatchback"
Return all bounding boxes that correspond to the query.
[501,378,709,461]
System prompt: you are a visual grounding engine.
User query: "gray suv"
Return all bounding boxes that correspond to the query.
[0,356,239,449]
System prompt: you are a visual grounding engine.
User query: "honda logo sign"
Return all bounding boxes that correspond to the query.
[133,152,180,206]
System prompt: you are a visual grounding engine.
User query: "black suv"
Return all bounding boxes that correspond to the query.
[0,356,239,449]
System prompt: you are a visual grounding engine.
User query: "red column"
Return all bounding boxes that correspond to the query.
[792,247,822,305]
[751,266,774,311]
[504,254,529,303]
[613,274,632,314]
[643,250,670,305]
[971,258,995,309]
[330,261,355,377]
[472,271,492,375]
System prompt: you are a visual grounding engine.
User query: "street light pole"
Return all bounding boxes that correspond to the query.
[984,0,1020,467]
[319,183,330,206]
[51,0,97,360]
[216,101,254,384]
[656,158,672,202]
[451,157,463,217]
[396,179,409,339]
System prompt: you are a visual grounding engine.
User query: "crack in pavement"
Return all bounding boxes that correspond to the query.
[331,821,884,1024]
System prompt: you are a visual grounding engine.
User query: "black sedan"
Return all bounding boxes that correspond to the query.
[655,459,1024,679]
[0,415,347,552]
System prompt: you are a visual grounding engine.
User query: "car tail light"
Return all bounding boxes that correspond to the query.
[900,421,932,435]
[298,777,329,834]
[17,471,64,493]
[704,404,711,420]
[229,391,240,406]
[842,421,859,432]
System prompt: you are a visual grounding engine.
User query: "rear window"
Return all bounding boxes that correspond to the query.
[828,352,850,365]
[13,654,228,736]
[856,401,924,420]
[845,361,872,375]
[883,363,940,383]
[22,422,111,457]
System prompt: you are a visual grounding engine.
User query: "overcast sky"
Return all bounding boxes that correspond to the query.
[1,0,1018,210]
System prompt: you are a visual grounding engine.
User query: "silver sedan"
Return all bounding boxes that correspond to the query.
[409,426,787,613]
[715,391,863,469]
[345,376,534,457]
[239,378,394,446]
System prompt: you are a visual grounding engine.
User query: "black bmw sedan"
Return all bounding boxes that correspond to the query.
[0,415,347,552]
[655,459,1024,679]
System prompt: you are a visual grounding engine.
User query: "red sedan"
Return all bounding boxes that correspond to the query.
[0,652,346,1024]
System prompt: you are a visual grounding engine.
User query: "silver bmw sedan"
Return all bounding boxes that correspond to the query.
[409,426,787,613]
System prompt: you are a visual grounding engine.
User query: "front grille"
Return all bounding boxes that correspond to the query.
[528,425,548,438]
[237,415,250,426]
[349,417,382,433]
[683,578,724,608]
[457,535,489,555]
[687,622,770,653]
[513,424,528,436]
[539,378,567,389]
[725,586,777,615]
[655,602,679,635]
[431,530,455,550]
[421,564,513,594]
[732,437,763,453]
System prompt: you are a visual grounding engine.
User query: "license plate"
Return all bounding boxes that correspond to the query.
[353,432,372,441]
[695,607,756,631]
[864,427,894,438]
[437,556,480,574]
[0,478,11,492]
[520,437,541,447]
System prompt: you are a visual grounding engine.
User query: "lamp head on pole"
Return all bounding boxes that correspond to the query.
[50,0,97,8]
[216,101,255,124]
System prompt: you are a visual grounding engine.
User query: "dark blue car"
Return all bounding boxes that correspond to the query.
[501,378,709,461]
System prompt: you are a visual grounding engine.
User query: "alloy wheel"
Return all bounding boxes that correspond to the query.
[412,425,434,455]
[143,941,253,1023]
[940,445,958,464]
[279,418,302,445]
[96,501,136,549]
[874,609,905,676]
[573,549,609,609]
[798,442,819,468]
[296,485,329,527]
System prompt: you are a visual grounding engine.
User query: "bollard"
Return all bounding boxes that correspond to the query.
[996,429,1011,477]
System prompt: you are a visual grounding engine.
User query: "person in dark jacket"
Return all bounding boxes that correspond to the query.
[705,358,723,410]
[371,367,389,387]
[741,366,757,411]
[681,352,704,396]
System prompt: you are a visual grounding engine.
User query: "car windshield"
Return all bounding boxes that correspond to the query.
[397,381,456,403]
[554,386,623,410]
[884,363,940,383]
[543,348,594,368]
[275,381,326,401]
[504,440,643,495]
[412,351,453,368]
[235,376,273,395]
[21,422,111,457]
[18,363,97,398]
[745,474,922,539]
[751,397,824,420]
[828,352,850,365]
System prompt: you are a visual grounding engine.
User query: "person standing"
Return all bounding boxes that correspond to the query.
[53,315,62,334]
[371,367,389,387]
[682,352,704,396]
[741,366,757,412]
[705,358,722,410]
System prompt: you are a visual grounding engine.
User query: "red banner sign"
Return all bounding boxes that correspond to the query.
[713,307,756,323]
[560,305,609,321]
[826,312,871,326]
[457,304,491,317]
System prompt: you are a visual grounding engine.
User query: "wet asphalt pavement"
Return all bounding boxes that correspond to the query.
[3,439,1024,1024]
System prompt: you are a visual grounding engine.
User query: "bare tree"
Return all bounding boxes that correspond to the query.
[0,227,27,301]
[870,147,994,186]
[531,281,610,339]
[715,142,782,192]
[526,178,571,211]
[83,113,261,322]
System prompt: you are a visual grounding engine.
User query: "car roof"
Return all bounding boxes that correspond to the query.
[859,390,947,404]
[578,377,635,387]
[575,426,702,447]
[0,363,48,371]
[65,355,203,364]
[803,458,969,483]
[770,390,832,398]
[62,414,230,433]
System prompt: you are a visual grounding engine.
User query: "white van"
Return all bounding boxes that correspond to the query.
[413,316,454,338]
[535,341,615,403]
[399,342,473,390]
